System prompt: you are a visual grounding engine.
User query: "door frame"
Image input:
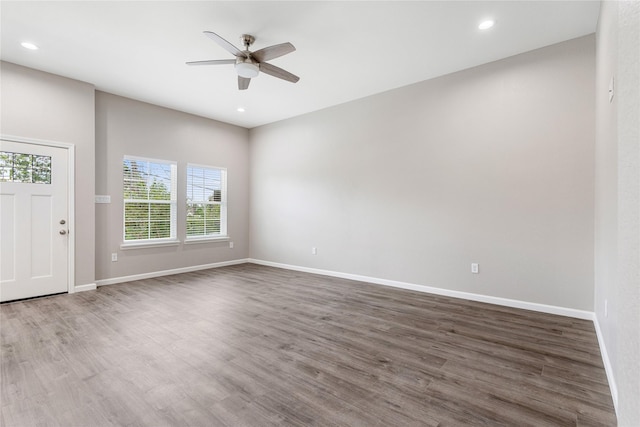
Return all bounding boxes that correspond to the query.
[1,134,76,295]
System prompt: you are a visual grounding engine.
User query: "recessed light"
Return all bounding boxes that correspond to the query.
[237,107,245,113]
[21,42,39,50]
[478,20,495,30]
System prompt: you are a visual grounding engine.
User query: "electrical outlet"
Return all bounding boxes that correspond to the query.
[111,253,118,262]
[471,263,479,274]
[229,241,234,249]
[312,247,317,255]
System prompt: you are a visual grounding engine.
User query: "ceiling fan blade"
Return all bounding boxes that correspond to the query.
[251,42,296,62]
[203,31,246,58]
[186,59,236,66]
[259,62,300,83]
[238,76,251,90]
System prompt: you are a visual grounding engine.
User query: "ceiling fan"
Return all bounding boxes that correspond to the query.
[186,31,300,90]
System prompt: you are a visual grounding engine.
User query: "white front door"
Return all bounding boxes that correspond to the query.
[0,140,69,302]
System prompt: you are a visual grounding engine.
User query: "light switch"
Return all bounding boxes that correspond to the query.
[95,195,111,204]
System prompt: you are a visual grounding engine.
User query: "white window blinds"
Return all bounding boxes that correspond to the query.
[186,164,227,238]
[123,157,177,241]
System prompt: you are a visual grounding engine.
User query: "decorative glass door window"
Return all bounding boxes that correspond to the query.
[0,151,52,184]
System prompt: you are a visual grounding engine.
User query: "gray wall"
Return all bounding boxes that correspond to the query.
[0,61,96,288]
[95,92,250,280]
[595,1,640,424]
[249,35,596,311]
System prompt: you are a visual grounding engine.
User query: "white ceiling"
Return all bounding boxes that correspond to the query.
[1,1,600,129]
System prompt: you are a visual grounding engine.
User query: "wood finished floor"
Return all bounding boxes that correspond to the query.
[1,264,616,426]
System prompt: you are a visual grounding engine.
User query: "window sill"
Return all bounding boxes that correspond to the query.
[184,235,230,245]
[120,239,181,250]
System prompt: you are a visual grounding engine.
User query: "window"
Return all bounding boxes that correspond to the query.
[123,157,177,242]
[0,151,51,184]
[186,164,227,239]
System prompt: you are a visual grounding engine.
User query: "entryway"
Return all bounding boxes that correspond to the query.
[0,139,71,302]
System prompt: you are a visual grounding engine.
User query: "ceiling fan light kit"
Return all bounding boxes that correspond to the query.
[186,31,299,90]
[235,59,259,78]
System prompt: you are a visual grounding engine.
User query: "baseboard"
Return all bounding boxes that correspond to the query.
[248,259,594,320]
[74,283,97,293]
[95,258,250,286]
[593,314,619,416]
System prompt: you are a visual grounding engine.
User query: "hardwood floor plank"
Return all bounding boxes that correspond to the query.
[1,264,616,426]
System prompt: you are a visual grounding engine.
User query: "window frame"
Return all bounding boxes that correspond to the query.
[185,163,228,243]
[121,155,178,248]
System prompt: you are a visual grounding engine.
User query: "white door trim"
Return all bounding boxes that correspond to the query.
[1,134,75,295]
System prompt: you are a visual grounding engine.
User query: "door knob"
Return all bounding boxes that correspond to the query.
[60,219,66,225]
[59,230,67,235]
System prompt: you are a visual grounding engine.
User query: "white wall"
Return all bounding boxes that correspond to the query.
[249,35,595,311]
[0,61,96,288]
[615,2,640,422]
[595,1,640,424]
[595,0,620,411]
[95,92,250,280]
